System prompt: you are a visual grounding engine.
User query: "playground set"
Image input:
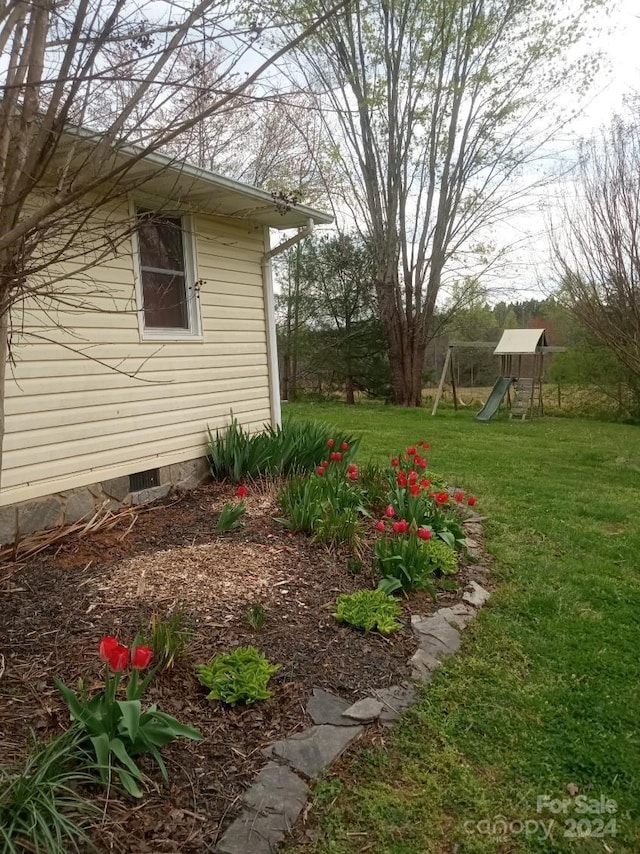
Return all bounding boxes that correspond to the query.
[432,328,565,421]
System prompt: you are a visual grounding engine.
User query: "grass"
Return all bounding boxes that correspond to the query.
[285,402,640,853]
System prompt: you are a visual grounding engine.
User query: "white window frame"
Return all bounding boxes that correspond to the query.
[130,199,203,342]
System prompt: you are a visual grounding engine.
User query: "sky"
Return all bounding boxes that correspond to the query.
[500,0,640,303]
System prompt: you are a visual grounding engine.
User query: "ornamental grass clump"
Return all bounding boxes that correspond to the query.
[277,438,366,549]
[333,589,403,635]
[207,414,357,481]
[196,646,280,706]
[55,636,201,798]
[0,728,98,854]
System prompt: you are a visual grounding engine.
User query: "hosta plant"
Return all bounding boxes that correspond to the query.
[333,589,403,635]
[55,636,201,798]
[196,646,280,705]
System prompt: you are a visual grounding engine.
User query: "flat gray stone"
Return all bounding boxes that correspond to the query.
[436,604,475,630]
[17,496,63,536]
[130,483,171,505]
[410,649,441,682]
[102,476,130,502]
[216,763,309,854]
[411,614,461,652]
[466,536,483,559]
[307,688,352,726]
[0,505,17,546]
[216,808,291,854]
[243,762,309,814]
[372,683,417,722]
[462,521,484,538]
[463,580,491,608]
[342,697,383,722]
[64,489,96,524]
[264,724,362,779]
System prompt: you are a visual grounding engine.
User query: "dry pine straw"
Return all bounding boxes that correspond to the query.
[0,482,478,853]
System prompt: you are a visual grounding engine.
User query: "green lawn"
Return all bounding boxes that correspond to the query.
[285,402,640,854]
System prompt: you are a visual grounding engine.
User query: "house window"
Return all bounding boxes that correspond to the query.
[134,209,201,339]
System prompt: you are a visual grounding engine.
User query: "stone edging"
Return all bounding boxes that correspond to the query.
[215,514,491,854]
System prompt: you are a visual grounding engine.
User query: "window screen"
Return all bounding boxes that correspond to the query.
[137,212,189,329]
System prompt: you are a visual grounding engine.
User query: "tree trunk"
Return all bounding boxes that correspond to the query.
[345,374,355,404]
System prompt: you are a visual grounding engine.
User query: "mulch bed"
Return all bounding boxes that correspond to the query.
[0,481,479,852]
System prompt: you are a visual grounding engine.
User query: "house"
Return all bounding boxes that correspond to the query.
[0,145,332,545]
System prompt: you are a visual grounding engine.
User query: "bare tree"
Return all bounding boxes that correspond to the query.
[280,0,609,405]
[552,116,640,382]
[0,0,346,332]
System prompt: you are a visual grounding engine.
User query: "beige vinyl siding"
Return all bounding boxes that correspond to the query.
[1,210,273,505]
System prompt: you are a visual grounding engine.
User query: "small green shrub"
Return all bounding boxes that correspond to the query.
[0,728,98,854]
[244,603,267,631]
[196,647,280,705]
[216,500,246,532]
[333,589,403,635]
[147,611,192,670]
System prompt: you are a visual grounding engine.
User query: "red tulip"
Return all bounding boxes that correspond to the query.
[327,439,335,447]
[418,459,427,469]
[330,452,337,461]
[348,464,357,473]
[322,460,329,467]
[385,505,395,518]
[316,466,325,476]
[417,528,432,540]
[341,442,349,451]
[409,484,420,496]
[391,457,399,467]
[408,470,418,483]
[131,645,153,670]
[392,521,401,533]
[335,452,343,461]
[98,636,119,662]
[435,492,449,505]
[421,478,431,488]
[375,520,386,532]
[108,644,129,671]
[348,471,357,481]
[467,495,477,507]
[397,474,407,487]
[397,519,408,533]
[454,490,464,503]
[424,443,430,450]
[236,485,248,498]
[407,446,416,455]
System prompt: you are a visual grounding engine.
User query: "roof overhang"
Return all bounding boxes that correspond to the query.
[494,329,547,355]
[52,126,334,230]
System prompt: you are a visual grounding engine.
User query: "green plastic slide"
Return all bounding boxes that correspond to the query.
[475,377,513,422]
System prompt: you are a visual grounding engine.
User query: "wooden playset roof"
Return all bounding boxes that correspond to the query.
[493,329,547,355]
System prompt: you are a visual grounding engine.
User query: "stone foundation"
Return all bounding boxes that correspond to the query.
[0,456,210,546]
